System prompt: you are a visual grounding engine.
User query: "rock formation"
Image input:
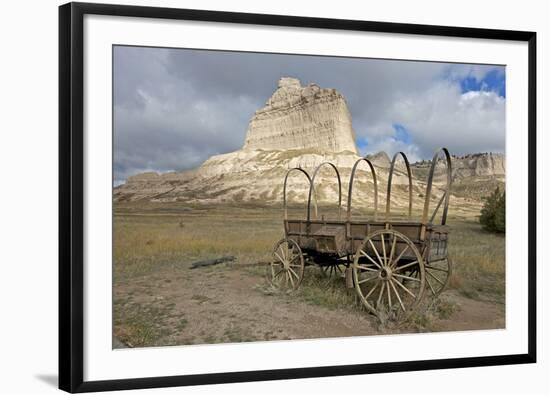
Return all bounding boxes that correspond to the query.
[411,152,505,180]
[451,153,505,178]
[242,77,358,154]
[366,151,391,168]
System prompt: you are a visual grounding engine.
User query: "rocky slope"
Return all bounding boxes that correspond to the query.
[451,153,505,178]
[412,152,505,179]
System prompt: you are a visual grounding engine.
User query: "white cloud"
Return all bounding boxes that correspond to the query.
[114,46,505,181]
[361,80,505,158]
[364,138,422,163]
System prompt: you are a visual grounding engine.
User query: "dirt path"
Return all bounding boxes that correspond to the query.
[431,290,505,331]
[114,262,504,348]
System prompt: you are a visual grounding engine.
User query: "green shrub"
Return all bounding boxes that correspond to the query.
[479,186,505,233]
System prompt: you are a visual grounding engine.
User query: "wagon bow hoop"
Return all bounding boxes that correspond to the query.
[307,162,342,222]
[422,147,452,225]
[385,152,413,221]
[283,167,317,221]
[347,158,378,221]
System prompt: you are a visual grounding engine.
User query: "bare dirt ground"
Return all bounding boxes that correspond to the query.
[113,202,505,348]
[114,258,504,348]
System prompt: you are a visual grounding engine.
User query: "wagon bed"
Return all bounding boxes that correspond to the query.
[285,219,449,263]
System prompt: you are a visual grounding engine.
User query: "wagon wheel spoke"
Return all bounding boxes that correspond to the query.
[289,247,300,262]
[425,269,447,296]
[392,277,416,298]
[357,264,378,272]
[393,273,421,282]
[386,280,393,311]
[274,251,285,265]
[422,258,452,297]
[289,253,301,262]
[287,271,295,288]
[390,245,410,269]
[364,281,379,299]
[360,250,382,269]
[320,261,346,279]
[358,275,378,285]
[368,239,385,268]
[425,275,438,296]
[288,252,302,266]
[380,233,388,266]
[277,244,286,262]
[393,260,419,272]
[376,282,386,308]
[425,264,449,273]
[388,235,397,266]
[273,268,284,279]
[426,269,446,286]
[288,267,300,280]
[389,280,406,312]
[425,271,444,296]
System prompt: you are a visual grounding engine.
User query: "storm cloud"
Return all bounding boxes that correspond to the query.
[114,45,505,184]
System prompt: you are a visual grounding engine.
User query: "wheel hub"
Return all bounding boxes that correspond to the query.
[380,267,392,280]
[283,260,290,270]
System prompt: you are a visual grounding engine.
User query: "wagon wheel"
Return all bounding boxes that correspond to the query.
[352,229,425,321]
[421,257,452,297]
[268,238,305,292]
[320,262,347,278]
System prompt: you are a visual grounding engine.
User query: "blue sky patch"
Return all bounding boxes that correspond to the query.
[393,123,412,144]
[459,69,505,97]
[357,136,369,152]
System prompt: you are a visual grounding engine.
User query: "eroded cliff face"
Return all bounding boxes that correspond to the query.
[412,153,505,180]
[452,153,505,178]
[242,77,358,154]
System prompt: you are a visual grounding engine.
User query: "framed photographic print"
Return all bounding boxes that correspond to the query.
[59,2,537,392]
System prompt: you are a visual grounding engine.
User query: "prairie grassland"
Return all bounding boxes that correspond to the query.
[114,201,505,300]
[113,202,282,280]
[447,220,505,303]
[113,201,505,346]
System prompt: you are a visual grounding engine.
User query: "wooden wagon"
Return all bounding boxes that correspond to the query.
[268,148,453,320]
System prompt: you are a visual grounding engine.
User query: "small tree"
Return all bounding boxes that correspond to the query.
[479,186,505,233]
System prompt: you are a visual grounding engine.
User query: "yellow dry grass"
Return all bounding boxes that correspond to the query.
[113,201,505,346]
[114,201,505,304]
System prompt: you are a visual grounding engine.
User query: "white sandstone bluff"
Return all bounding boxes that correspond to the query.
[115,77,377,205]
[114,77,504,208]
[242,77,358,154]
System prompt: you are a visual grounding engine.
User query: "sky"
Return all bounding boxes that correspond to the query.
[114,45,505,184]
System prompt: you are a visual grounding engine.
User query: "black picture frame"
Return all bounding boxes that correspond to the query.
[59,2,537,393]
